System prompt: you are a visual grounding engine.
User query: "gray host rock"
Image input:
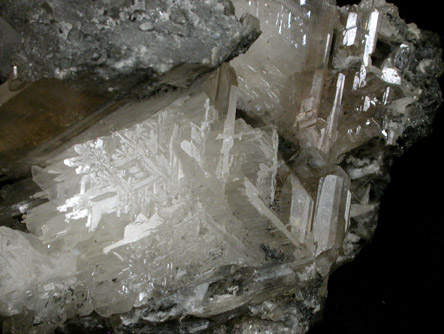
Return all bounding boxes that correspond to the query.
[0,0,260,97]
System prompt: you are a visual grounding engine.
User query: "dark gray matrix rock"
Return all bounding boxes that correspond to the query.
[0,0,260,97]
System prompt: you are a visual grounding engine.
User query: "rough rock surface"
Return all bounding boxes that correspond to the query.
[0,17,20,83]
[0,0,260,98]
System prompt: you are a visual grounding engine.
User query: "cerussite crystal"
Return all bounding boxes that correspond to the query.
[0,0,441,333]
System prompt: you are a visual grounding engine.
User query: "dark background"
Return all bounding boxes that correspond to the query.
[310,1,444,333]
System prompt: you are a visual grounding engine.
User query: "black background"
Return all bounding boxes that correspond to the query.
[310,1,444,333]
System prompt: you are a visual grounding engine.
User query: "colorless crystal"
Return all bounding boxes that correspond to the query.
[289,175,314,246]
[312,173,350,257]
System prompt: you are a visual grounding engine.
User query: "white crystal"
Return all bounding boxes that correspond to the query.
[289,175,314,245]
[0,67,295,319]
[312,174,350,256]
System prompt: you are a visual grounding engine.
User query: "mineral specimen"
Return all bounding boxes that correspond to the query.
[0,0,442,333]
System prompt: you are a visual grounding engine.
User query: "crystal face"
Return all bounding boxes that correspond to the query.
[0,0,442,333]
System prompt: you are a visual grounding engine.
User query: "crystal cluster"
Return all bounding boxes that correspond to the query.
[1,62,318,325]
[0,0,442,333]
[232,0,426,160]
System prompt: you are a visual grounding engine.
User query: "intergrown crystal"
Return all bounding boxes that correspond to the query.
[0,0,441,333]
